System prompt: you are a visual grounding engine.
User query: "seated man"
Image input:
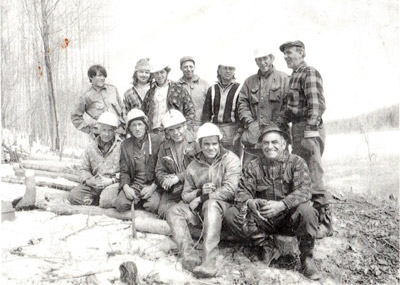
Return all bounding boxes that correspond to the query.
[155,110,197,219]
[68,112,121,207]
[225,124,321,280]
[116,109,162,213]
[166,123,241,278]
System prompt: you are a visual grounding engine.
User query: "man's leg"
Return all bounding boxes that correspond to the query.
[292,122,332,238]
[142,189,161,214]
[99,183,119,208]
[166,201,201,272]
[115,190,133,212]
[288,201,321,280]
[193,200,230,278]
[68,184,98,206]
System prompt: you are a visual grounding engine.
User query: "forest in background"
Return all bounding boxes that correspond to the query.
[1,0,108,151]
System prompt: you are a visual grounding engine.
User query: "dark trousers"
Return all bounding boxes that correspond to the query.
[224,201,318,247]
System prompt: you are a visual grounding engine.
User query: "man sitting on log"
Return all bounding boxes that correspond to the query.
[166,123,241,278]
[115,109,163,213]
[155,110,197,219]
[224,124,321,280]
[68,112,121,207]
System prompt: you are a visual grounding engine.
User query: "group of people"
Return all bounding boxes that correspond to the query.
[69,40,332,280]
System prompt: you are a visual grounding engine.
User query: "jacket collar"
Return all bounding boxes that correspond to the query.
[95,135,121,156]
[294,61,307,73]
[178,75,200,84]
[257,65,275,79]
[194,145,228,165]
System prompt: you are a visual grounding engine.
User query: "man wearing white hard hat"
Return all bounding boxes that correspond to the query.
[71,65,125,138]
[142,59,195,140]
[155,109,198,218]
[202,61,242,157]
[177,56,209,132]
[115,108,163,213]
[68,112,121,207]
[166,123,241,278]
[238,48,289,167]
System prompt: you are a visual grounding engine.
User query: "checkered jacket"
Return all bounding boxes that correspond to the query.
[234,150,312,211]
[279,62,325,131]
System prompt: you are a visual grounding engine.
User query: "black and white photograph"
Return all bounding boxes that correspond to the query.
[1,0,399,284]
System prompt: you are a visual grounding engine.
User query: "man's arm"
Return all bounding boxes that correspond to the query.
[237,79,255,126]
[71,95,92,134]
[201,87,213,124]
[119,144,131,190]
[304,67,325,137]
[79,150,94,183]
[181,88,195,130]
[281,156,312,209]
[182,164,201,203]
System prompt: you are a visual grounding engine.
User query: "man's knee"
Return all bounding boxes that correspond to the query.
[297,202,318,221]
[166,202,185,225]
[68,185,87,205]
[115,191,131,212]
[99,184,119,209]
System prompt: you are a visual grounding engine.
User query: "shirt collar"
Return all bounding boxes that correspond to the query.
[294,61,307,73]
[178,75,200,84]
[217,79,236,90]
[257,65,275,79]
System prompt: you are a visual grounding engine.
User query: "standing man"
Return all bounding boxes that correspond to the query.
[68,112,121,207]
[142,60,195,139]
[178,56,209,132]
[225,125,321,280]
[166,123,241,278]
[238,49,289,166]
[71,65,125,138]
[201,62,242,157]
[277,40,331,238]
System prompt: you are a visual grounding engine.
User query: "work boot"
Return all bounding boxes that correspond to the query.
[15,171,36,210]
[299,237,321,280]
[193,200,223,278]
[316,206,333,239]
[182,249,201,272]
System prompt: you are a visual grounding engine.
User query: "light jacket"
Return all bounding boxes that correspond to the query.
[182,147,241,204]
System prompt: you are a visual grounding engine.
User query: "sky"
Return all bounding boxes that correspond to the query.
[101,0,399,121]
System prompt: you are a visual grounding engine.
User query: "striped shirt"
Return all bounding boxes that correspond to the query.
[280,62,325,131]
[201,81,241,124]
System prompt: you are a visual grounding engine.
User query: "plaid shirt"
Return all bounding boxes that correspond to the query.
[234,150,311,211]
[279,62,325,132]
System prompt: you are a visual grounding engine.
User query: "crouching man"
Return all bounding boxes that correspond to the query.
[225,124,321,280]
[155,110,197,218]
[166,123,241,278]
[115,109,162,213]
[68,112,121,207]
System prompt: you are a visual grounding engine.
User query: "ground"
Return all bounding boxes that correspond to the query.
[1,130,399,284]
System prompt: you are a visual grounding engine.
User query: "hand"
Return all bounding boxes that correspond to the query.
[247,199,268,222]
[189,197,202,211]
[162,175,180,190]
[141,184,157,200]
[123,184,138,201]
[232,133,241,145]
[85,176,104,191]
[96,174,113,188]
[202,183,216,194]
[301,138,316,156]
[259,200,286,219]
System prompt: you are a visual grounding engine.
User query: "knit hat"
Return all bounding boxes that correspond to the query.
[135,58,151,72]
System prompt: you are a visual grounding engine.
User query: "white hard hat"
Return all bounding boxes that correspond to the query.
[254,47,274,59]
[196,122,223,143]
[162,109,186,129]
[97,112,119,128]
[150,59,170,73]
[126,108,149,128]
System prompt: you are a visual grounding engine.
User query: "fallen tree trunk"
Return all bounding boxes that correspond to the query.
[20,160,79,174]
[14,168,80,183]
[2,176,76,191]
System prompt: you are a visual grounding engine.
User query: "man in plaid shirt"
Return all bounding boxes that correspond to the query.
[277,40,332,239]
[225,124,321,280]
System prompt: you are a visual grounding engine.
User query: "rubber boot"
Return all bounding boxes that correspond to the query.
[192,202,221,278]
[316,205,333,239]
[299,237,321,280]
[15,170,36,210]
[166,205,201,272]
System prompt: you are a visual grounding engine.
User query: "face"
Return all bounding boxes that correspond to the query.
[99,123,115,143]
[129,120,146,139]
[166,123,186,143]
[201,136,220,161]
[91,71,106,89]
[218,66,235,82]
[181,61,195,79]
[283,47,303,70]
[136,69,151,84]
[261,132,286,161]
[153,69,168,86]
[255,56,273,74]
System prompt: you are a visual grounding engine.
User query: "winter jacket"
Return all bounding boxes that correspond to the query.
[79,136,121,183]
[178,75,209,127]
[238,67,288,147]
[234,150,312,210]
[119,133,162,196]
[182,147,241,204]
